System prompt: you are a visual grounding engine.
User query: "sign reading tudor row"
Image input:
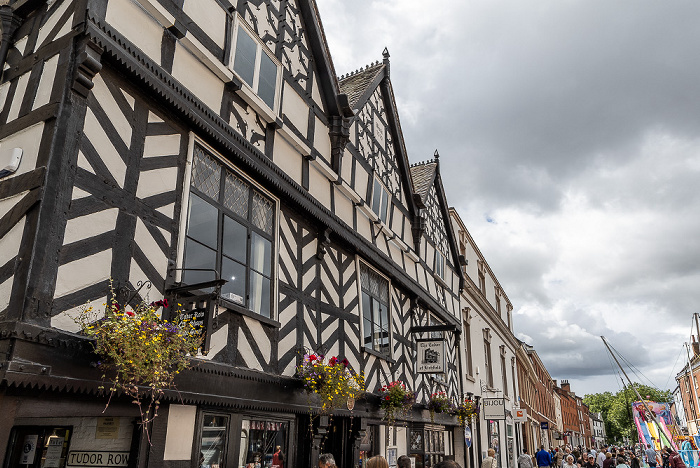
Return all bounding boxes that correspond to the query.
[482,398,506,419]
[416,340,446,373]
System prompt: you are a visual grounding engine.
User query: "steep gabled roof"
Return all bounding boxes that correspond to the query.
[338,62,384,109]
[409,160,438,204]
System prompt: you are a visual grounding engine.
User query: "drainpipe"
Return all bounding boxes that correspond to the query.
[0,4,21,81]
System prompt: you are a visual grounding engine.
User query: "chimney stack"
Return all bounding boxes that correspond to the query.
[562,380,571,392]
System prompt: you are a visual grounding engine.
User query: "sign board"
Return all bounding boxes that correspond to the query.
[514,409,527,422]
[20,435,38,465]
[416,340,445,373]
[44,437,66,468]
[465,426,473,448]
[540,422,549,430]
[483,398,506,419]
[96,417,120,439]
[67,451,129,467]
[177,293,216,353]
[387,447,398,467]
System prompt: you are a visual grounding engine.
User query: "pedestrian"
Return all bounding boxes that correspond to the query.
[630,453,640,468]
[538,446,553,468]
[665,448,687,468]
[616,456,630,468]
[597,450,607,468]
[603,453,615,468]
[397,455,412,468]
[563,455,577,468]
[519,448,535,468]
[367,455,389,468]
[483,449,497,468]
[645,445,658,468]
[562,449,573,468]
[319,454,336,468]
[583,454,599,468]
[556,448,566,468]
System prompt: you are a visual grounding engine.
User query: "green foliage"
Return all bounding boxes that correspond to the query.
[584,383,673,444]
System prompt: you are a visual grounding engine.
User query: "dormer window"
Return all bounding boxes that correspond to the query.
[371,178,390,224]
[231,21,281,111]
[434,250,445,280]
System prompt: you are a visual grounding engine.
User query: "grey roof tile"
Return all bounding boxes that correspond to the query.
[338,62,384,109]
[410,162,438,201]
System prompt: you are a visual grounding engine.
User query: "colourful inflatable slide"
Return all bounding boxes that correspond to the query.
[631,401,678,450]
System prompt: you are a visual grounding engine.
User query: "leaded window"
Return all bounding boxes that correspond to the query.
[360,262,390,356]
[184,144,275,318]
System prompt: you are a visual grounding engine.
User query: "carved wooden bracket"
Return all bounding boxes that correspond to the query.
[316,228,331,260]
[72,40,103,98]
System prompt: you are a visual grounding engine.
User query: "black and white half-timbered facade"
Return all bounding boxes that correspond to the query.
[0,0,470,467]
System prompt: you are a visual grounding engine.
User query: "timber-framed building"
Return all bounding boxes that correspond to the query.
[0,0,470,467]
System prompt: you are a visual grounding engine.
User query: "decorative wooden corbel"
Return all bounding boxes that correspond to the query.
[72,39,103,98]
[316,227,331,260]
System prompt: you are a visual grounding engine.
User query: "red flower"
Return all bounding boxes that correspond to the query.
[385,396,390,400]
[126,311,134,317]
[329,357,338,365]
[309,355,317,361]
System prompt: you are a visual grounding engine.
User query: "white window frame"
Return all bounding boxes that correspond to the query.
[357,258,393,360]
[229,16,283,113]
[371,177,390,225]
[434,249,445,280]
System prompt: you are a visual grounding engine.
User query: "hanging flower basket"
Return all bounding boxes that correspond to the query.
[451,397,478,427]
[378,381,416,427]
[427,391,454,423]
[296,353,365,415]
[76,292,202,434]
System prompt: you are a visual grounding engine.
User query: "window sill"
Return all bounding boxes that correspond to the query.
[219,298,281,328]
[434,273,448,288]
[361,346,395,364]
[235,82,280,126]
[135,0,175,27]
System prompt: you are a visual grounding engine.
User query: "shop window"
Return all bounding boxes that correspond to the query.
[371,178,390,224]
[231,21,281,110]
[199,414,229,468]
[409,425,447,468]
[238,419,288,468]
[360,262,391,357]
[5,426,72,468]
[183,144,276,318]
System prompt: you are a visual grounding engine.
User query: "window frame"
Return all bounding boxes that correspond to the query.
[358,259,393,360]
[434,249,445,281]
[179,140,279,321]
[370,177,391,225]
[229,16,283,112]
[194,412,231,468]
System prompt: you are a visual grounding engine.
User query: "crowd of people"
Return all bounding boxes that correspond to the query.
[516,444,688,468]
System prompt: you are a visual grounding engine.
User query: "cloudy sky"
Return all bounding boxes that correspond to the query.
[316,0,700,396]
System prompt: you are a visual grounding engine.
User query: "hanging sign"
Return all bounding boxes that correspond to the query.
[416,340,446,373]
[514,409,527,422]
[540,421,549,430]
[465,426,473,448]
[483,398,506,419]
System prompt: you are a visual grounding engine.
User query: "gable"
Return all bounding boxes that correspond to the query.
[355,86,404,204]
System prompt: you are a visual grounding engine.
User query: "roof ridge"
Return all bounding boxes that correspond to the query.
[337,60,383,81]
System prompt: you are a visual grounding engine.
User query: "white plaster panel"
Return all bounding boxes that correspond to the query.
[143,134,181,158]
[55,250,112,298]
[0,122,44,178]
[333,187,354,227]
[163,405,197,460]
[156,203,175,220]
[282,82,309,136]
[58,417,133,452]
[354,164,369,202]
[0,276,14,312]
[84,108,126,187]
[301,235,317,290]
[244,315,271,364]
[106,0,164,63]
[340,148,353,183]
[7,72,30,122]
[33,54,59,110]
[198,323,228,361]
[237,326,262,371]
[148,111,164,123]
[356,212,372,242]
[313,116,331,161]
[172,44,225,113]
[136,166,178,200]
[311,74,324,112]
[92,73,132,146]
[13,36,28,57]
[388,241,402,264]
[308,165,331,208]
[0,82,9,114]
[77,150,95,174]
[273,136,303,185]
[35,0,72,51]
[0,190,26,219]
[182,0,227,49]
[134,218,168,274]
[63,208,118,245]
[0,208,26,257]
